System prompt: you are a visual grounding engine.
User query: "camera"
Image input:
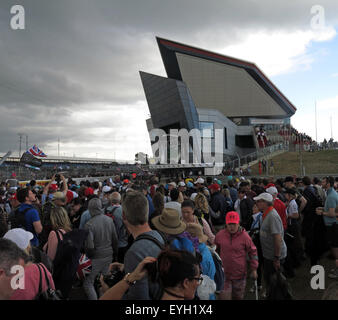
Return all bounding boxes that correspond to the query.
[55,174,61,183]
[101,269,125,288]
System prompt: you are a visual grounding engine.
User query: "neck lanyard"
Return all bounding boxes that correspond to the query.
[262,206,274,221]
[163,288,185,299]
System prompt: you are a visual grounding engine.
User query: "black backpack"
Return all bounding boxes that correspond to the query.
[52,229,89,298]
[210,250,225,292]
[10,207,31,230]
[35,263,63,301]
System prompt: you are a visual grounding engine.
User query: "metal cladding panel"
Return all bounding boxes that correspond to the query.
[176,52,287,118]
[139,71,198,131]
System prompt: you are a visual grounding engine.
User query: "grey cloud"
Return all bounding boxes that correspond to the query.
[0,0,338,158]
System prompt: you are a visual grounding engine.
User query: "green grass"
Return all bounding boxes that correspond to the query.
[249,150,338,176]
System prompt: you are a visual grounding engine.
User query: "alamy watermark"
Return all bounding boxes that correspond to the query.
[10,5,25,30]
[310,265,325,290]
[310,5,325,30]
[10,265,25,290]
[146,128,224,174]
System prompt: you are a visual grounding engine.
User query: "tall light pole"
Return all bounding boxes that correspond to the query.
[18,133,23,157]
[315,101,318,142]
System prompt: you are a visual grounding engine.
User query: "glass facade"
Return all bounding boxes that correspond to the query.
[199,121,214,138]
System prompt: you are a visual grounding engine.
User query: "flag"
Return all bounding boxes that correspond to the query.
[76,254,92,280]
[27,145,47,157]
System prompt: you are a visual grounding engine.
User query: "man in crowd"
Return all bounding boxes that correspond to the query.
[121,191,165,300]
[316,176,338,279]
[209,183,229,233]
[106,192,129,263]
[0,238,28,300]
[255,192,287,295]
[11,188,43,248]
[83,198,118,300]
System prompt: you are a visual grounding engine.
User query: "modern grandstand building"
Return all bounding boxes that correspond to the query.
[140,37,297,167]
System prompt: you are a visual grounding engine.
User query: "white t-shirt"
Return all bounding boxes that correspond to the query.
[286,199,298,220]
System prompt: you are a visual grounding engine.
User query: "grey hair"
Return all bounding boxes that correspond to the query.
[122,191,149,226]
[0,239,28,276]
[110,192,121,204]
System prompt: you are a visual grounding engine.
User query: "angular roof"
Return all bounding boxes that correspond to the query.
[156,37,296,117]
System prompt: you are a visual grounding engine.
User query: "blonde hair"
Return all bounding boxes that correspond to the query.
[50,206,72,232]
[194,193,209,214]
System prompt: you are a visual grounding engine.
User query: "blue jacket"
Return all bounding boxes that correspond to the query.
[199,243,216,280]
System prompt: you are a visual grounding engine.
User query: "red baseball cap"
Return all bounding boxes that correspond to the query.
[226,211,240,224]
[10,194,17,201]
[209,183,220,191]
[123,179,130,184]
[84,187,94,197]
[265,183,276,189]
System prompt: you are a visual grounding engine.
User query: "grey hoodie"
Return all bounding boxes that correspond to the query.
[84,198,118,260]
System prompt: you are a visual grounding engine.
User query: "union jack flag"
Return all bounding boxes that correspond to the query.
[26,145,47,157]
[76,254,92,280]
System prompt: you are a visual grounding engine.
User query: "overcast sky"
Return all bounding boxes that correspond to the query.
[0,0,337,161]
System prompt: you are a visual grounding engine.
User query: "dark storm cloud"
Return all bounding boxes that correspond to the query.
[0,0,338,157]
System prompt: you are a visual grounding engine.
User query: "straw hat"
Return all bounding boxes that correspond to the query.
[186,223,208,243]
[151,208,186,235]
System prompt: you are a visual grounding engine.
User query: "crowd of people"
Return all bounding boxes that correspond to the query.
[0,172,337,300]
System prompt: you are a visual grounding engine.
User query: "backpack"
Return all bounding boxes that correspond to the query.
[133,232,167,300]
[105,206,118,222]
[35,263,63,301]
[52,229,89,298]
[10,207,31,230]
[38,201,56,249]
[210,250,225,292]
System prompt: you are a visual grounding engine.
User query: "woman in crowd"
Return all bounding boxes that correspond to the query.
[43,206,72,261]
[181,200,215,246]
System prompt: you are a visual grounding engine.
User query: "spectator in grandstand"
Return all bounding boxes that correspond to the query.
[181,200,215,246]
[316,176,338,279]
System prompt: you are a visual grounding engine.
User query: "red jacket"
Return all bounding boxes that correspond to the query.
[273,198,287,230]
[215,227,258,280]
